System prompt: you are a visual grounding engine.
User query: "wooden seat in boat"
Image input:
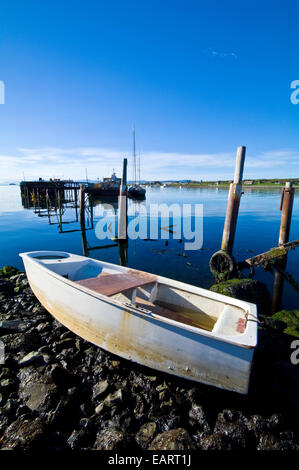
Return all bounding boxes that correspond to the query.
[135,297,215,331]
[75,270,157,297]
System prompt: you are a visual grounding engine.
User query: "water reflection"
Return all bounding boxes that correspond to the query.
[18,185,298,315]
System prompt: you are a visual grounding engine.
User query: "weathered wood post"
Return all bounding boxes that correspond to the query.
[74,187,78,222]
[271,256,287,314]
[118,158,128,240]
[46,189,51,223]
[80,185,86,229]
[221,146,246,253]
[57,190,62,232]
[88,195,94,229]
[271,181,295,312]
[80,224,88,257]
[278,182,295,246]
[210,146,246,277]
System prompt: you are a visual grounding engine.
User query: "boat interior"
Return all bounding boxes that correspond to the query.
[30,252,248,336]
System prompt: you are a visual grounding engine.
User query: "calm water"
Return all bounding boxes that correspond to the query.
[0,185,298,312]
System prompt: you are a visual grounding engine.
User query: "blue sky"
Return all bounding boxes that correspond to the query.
[0,0,298,181]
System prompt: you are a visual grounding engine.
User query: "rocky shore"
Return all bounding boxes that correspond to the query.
[0,267,298,451]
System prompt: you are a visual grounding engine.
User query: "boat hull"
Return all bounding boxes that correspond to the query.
[86,188,119,197]
[22,255,254,394]
[128,187,146,199]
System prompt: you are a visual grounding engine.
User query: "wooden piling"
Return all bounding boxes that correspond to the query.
[57,190,62,232]
[221,146,246,253]
[278,182,295,246]
[271,256,287,314]
[118,158,128,240]
[80,185,86,229]
[209,146,246,278]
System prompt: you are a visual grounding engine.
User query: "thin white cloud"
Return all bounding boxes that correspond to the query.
[205,47,238,60]
[0,147,298,182]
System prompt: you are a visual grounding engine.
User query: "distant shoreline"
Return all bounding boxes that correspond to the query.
[163,184,295,189]
[0,182,297,190]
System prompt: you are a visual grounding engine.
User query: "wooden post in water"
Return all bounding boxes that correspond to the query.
[278,182,295,246]
[271,256,287,314]
[74,188,78,222]
[57,190,62,232]
[118,158,128,240]
[80,185,86,229]
[221,146,246,254]
[209,146,246,277]
[46,189,51,223]
[80,224,88,257]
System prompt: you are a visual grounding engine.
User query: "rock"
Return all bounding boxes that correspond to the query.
[160,398,173,412]
[271,310,299,338]
[18,367,58,412]
[18,351,44,366]
[0,320,29,333]
[67,429,90,450]
[95,402,105,415]
[0,266,20,279]
[136,422,157,449]
[55,338,75,352]
[245,414,268,439]
[49,364,77,389]
[47,396,80,430]
[23,331,43,351]
[93,380,109,400]
[257,434,299,450]
[189,404,210,433]
[200,432,234,450]
[0,378,16,392]
[156,381,168,392]
[158,390,169,401]
[210,278,271,314]
[111,360,121,368]
[94,429,130,450]
[3,398,19,415]
[149,428,195,450]
[0,417,46,450]
[0,279,14,296]
[104,389,122,407]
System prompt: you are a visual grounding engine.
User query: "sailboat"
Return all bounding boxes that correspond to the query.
[128,126,146,199]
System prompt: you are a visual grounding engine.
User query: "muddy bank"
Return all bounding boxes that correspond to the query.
[0,267,298,450]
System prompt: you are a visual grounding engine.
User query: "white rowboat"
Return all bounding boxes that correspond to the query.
[20,251,258,394]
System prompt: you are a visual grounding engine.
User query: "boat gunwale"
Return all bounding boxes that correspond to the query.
[19,251,257,349]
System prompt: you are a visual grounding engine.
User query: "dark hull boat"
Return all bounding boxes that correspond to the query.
[128,185,146,199]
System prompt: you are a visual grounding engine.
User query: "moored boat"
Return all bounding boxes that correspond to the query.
[86,171,121,197]
[128,125,146,200]
[128,185,146,199]
[20,251,257,394]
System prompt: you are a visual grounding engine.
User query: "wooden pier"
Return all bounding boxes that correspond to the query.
[20,180,83,209]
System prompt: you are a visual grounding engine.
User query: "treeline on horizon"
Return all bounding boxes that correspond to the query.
[148,178,299,186]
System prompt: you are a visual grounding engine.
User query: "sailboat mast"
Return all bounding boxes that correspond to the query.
[138,152,141,184]
[133,124,136,186]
